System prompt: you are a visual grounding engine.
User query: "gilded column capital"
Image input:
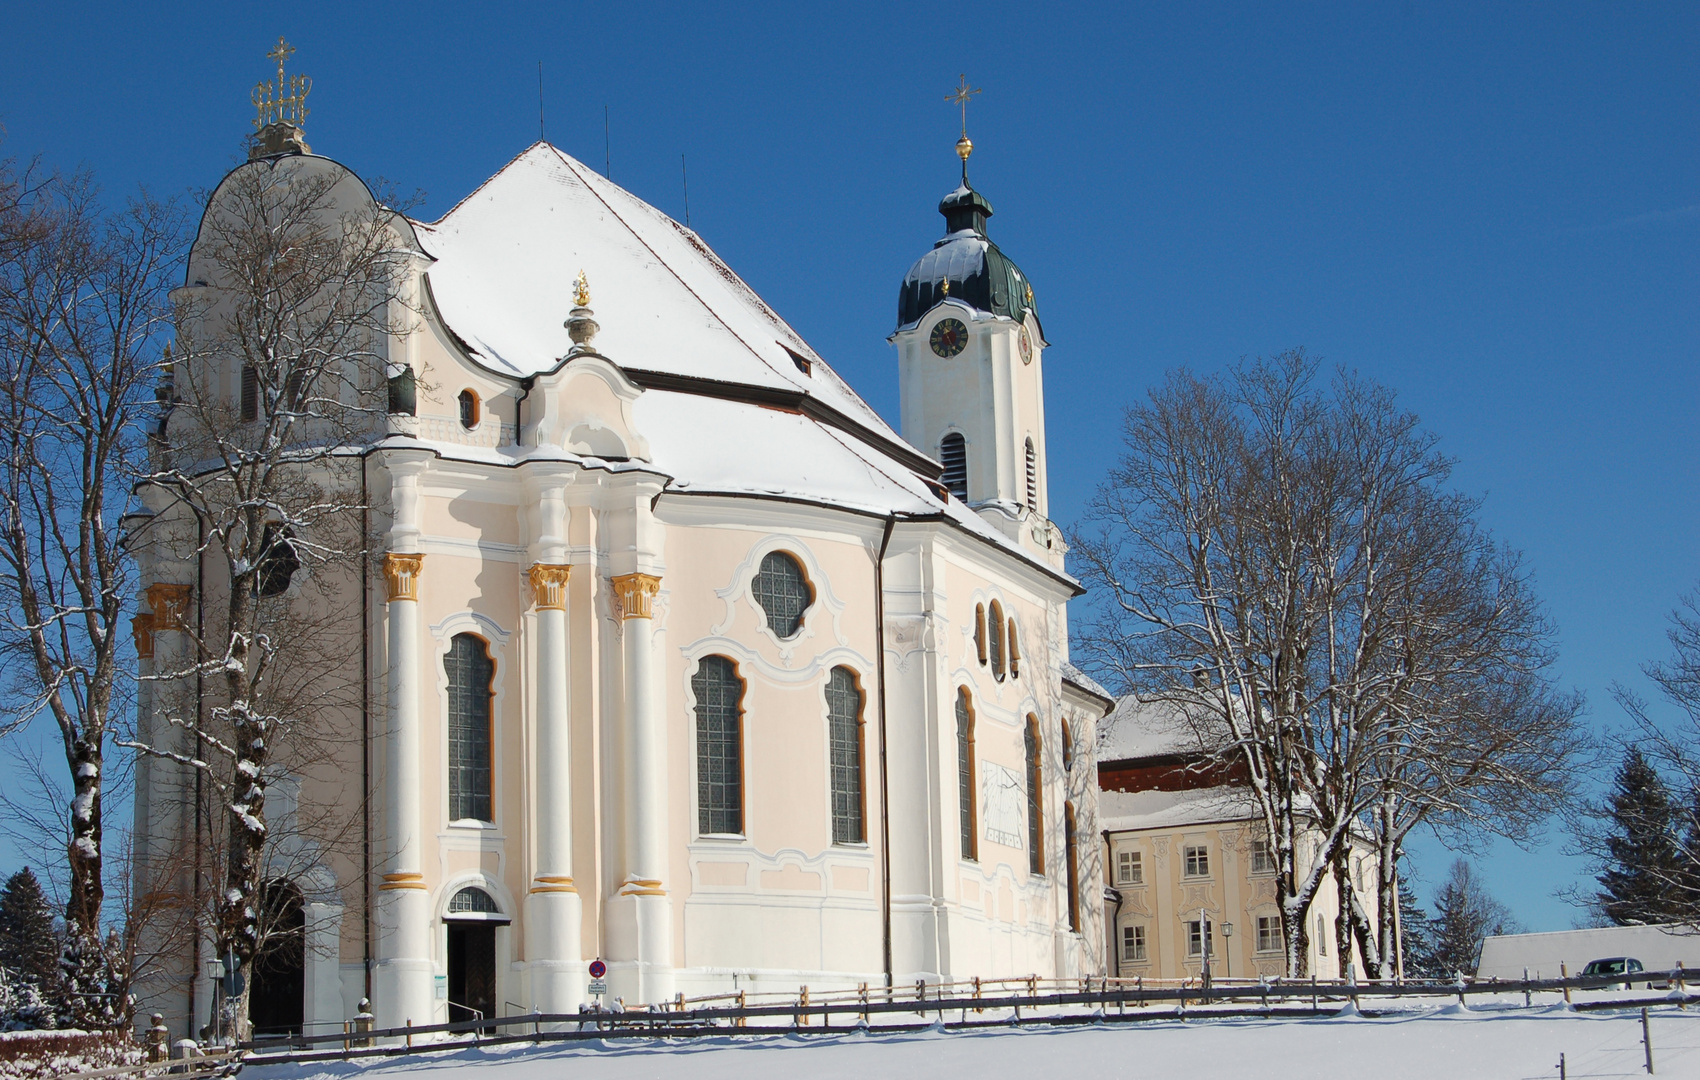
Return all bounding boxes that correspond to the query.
[528,564,572,611]
[144,583,192,632]
[611,572,661,620]
[382,553,425,602]
[131,614,156,659]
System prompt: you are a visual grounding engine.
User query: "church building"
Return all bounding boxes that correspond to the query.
[133,52,1112,1038]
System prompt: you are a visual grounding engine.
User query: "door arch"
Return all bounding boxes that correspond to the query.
[248,880,305,1039]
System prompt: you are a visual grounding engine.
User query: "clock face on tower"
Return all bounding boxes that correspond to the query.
[930,318,967,358]
[1018,327,1033,364]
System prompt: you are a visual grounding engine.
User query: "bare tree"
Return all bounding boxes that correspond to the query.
[127,152,415,1035]
[0,153,183,1023]
[1071,351,1583,977]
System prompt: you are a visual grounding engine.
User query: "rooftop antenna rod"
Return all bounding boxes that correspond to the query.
[681,154,691,228]
[604,106,611,179]
[538,62,545,142]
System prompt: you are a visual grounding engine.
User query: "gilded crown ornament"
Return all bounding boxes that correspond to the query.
[564,270,600,355]
[249,36,313,159]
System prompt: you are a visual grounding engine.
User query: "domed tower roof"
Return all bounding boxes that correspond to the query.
[896,172,1039,333]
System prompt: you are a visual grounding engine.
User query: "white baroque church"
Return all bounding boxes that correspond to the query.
[133,93,1112,1038]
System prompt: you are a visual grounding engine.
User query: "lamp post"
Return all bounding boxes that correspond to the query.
[1199,908,1212,991]
[1221,922,1234,979]
[204,958,225,1043]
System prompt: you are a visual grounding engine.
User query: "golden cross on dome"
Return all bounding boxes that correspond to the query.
[947,74,981,137]
[252,36,312,132]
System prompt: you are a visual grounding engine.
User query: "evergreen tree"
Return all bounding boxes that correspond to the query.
[1396,880,1438,979]
[1596,747,1688,925]
[0,869,60,988]
[1430,859,1519,977]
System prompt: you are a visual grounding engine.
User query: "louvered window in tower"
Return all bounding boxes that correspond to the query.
[752,552,812,638]
[940,433,967,500]
[1024,438,1037,512]
[693,656,743,835]
[956,688,977,860]
[826,666,864,845]
[445,634,494,823]
[240,366,259,422]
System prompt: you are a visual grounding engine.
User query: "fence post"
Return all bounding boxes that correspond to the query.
[1641,1006,1654,1074]
[406,1018,413,1049]
[799,985,809,1027]
[859,982,869,1024]
[1524,968,1531,1009]
[1561,963,1572,1006]
[737,989,746,1028]
[147,1014,170,1062]
[353,998,373,1049]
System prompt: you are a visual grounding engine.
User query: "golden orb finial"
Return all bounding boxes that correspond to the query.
[573,270,590,308]
[956,135,973,162]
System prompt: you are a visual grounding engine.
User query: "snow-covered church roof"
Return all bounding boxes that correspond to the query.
[405,143,1074,587]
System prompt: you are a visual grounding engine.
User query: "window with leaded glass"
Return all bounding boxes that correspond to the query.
[752,552,812,639]
[448,886,501,915]
[974,604,987,664]
[1025,716,1043,875]
[956,688,976,860]
[988,601,1004,680]
[445,634,494,823]
[826,667,864,844]
[1065,803,1080,932]
[693,656,743,835]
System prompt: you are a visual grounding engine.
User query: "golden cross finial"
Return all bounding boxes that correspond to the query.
[573,270,591,308]
[947,74,981,138]
[252,36,312,132]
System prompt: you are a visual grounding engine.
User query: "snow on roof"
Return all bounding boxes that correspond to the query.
[415,143,894,442]
[405,144,1076,586]
[1097,694,1204,762]
[1098,784,1258,833]
[1060,662,1112,703]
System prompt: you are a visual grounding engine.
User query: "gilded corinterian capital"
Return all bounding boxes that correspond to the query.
[145,583,192,633]
[132,614,156,659]
[611,572,662,620]
[382,553,426,602]
[529,564,572,611]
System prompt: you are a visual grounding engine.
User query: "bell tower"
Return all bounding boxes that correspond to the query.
[891,86,1054,558]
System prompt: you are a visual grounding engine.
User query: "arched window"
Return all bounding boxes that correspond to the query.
[956,688,977,860]
[1025,715,1044,876]
[1024,437,1037,512]
[1064,803,1080,932]
[256,524,299,598]
[1007,617,1020,679]
[988,600,1005,680]
[447,886,502,915]
[1061,718,1074,773]
[445,634,494,823]
[974,604,987,665]
[458,388,480,429]
[693,656,744,835]
[940,433,968,500]
[826,666,865,845]
[752,552,812,639]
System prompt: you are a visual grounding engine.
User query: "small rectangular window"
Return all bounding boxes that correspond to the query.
[1256,916,1281,953]
[1317,914,1327,955]
[1121,924,1147,963]
[1186,919,1211,958]
[1116,850,1143,885]
[1183,844,1210,878]
[1251,838,1276,875]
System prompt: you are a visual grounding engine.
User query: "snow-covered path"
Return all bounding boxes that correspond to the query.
[249,1004,1700,1080]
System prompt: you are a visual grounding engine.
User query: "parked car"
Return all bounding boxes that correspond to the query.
[1579,957,1645,989]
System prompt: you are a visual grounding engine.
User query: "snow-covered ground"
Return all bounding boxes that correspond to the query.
[248,1001,1700,1080]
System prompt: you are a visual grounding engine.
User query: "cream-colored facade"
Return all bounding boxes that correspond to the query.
[133,135,1112,1038]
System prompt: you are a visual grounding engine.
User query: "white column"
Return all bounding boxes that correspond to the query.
[373,452,433,1032]
[612,571,673,1004]
[527,559,583,1015]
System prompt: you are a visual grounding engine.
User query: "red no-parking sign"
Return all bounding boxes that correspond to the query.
[588,959,607,979]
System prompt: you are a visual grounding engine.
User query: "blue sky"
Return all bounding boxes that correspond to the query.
[1,2,1695,931]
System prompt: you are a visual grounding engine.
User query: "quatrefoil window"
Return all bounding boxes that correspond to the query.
[752,552,813,639]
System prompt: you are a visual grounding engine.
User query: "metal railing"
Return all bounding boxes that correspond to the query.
[237,965,1696,1065]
